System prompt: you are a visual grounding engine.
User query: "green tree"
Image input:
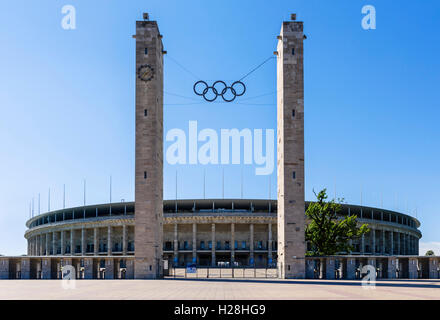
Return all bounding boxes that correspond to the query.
[425,250,434,256]
[305,188,370,256]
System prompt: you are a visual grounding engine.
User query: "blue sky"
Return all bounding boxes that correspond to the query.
[0,0,439,255]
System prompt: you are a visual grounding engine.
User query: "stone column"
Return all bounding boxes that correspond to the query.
[346,257,356,280]
[192,223,197,264]
[402,233,408,255]
[371,228,376,254]
[173,224,178,266]
[105,258,114,279]
[126,259,135,279]
[387,257,397,279]
[231,223,235,265]
[123,225,128,256]
[397,232,401,255]
[84,258,94,279]
[133,17,164,280]
[41,258,52,279]
[390,230,394,255]
[268,223,273,263]
[0,258,10,279]
[81,228,86,255]
[46,233,50,256]
[325,257,335,279]
[107,226,112,255]
[36,235,41,256]
[305,259,315,279]
[211,223,215,267]
[276,17,306,279]
[408,257,418,279]
[93,228,98,255]
[61,231,65,255]
[21,258,30,279]
[250,224,254,265]
[429,258,439,279]
[70,229,74,255]
[361,234,365,254]
[52,232,57,255]
[27,239,30,256]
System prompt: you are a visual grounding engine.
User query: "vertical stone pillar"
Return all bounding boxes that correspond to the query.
[249,223,254,266]
[325,258,335,279]
[21,258,30,279]
[41,234,45,255]
[52,232,57,255]
[37,235,41,256]
[192,223,197,264]
[105,258,114,279]
[41,258,52,279]
[346,257,356,280]
[0,258,9,279]
[276,15,306,279]
[361,234,365,254]
[70,229,75,255]
[231,223,235,265]
[173,224,178,266]
[390,231,394,255]
[134,15,164,279]
[126,259,135,279]
[387,257,397,279]
[123,225,128,256]
[268,223,273,263]
[84,258,94,279]
[107,226,112,255]
[211,223,216,267]
[81,228,86,255]
[61,231,65,255]
[45,233,50,256]
[397,232,401,255]
[429,258,439,279]
[93,228,98,255]
[408,257,418,279]
[371,228,376,254]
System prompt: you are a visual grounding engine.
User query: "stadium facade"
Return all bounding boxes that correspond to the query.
[1,14,439,281]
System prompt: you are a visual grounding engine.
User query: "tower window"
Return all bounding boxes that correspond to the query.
[292,109,295,118]
[292,48,295,55]
[292,171,296,180]
[144,48,148,55]
[144,109,148,117]
[144,171,147,179]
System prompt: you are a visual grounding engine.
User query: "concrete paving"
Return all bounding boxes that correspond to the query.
[0,278,439,300]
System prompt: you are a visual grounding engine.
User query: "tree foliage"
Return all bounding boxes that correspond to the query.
[425,250,435,256]
[305,188,370,256]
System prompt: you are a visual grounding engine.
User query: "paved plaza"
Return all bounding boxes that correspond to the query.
[0,278,439,300]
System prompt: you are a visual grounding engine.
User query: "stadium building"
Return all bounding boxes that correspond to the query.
[1,13,439,281]
[24,199,421,267]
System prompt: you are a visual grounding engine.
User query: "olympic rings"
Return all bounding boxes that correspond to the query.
[193,80,246,102]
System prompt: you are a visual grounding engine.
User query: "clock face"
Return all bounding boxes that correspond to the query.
[137,64,155,82]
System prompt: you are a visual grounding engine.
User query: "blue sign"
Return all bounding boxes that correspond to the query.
[250,258,254,266]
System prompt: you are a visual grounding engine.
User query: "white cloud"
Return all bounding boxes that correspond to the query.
[419,242,440,256]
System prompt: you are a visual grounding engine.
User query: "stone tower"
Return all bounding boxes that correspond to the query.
[134,14,164,279]
[276,15,306,278]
